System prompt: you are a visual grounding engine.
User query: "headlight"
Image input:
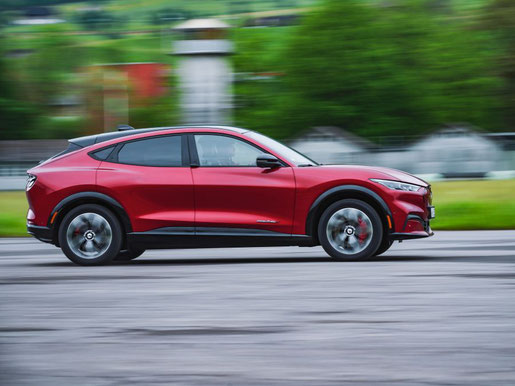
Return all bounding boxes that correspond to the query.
[26,174,37,191]
[370,179,421,192]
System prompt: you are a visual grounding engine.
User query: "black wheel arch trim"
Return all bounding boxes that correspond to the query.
[48,192,133,240]
[305,185,393,238]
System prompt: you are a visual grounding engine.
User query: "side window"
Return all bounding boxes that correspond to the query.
[194,135,265,167]
[117,135,182,167]
[90,146,114,161]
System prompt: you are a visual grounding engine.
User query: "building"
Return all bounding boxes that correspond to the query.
[407,126,504,178]
[172,19,233,125]
[84,62,169,133]
[288,125,511,178]
[288,126,373,165]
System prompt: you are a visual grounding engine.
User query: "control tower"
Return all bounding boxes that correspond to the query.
[172,19,233,125]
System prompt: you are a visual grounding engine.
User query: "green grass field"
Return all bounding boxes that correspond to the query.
[1,179,514,237]
[429,179,515,230]
[0,191,29,237]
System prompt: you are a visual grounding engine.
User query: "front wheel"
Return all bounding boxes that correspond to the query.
[374,238,393,256]
[115,246,145,261]
[58,204,122,266]
[318,199,383,261]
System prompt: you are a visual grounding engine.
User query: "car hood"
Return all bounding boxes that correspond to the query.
[318,165,429,187]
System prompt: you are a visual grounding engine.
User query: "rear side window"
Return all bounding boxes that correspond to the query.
[117,135,182,167]
[90,146,114,161]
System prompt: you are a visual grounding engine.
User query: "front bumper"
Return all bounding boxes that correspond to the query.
[390,231,434,240]
[389,211,434,240]
[382,181,435,240]
[27,224,53,243]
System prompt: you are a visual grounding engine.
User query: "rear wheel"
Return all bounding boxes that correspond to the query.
[58,204,122,266]
[318,199,383,261]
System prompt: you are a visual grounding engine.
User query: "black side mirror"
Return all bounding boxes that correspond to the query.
[256,154,282,168]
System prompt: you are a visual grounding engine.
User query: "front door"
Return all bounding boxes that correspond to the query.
[190,133,296,235]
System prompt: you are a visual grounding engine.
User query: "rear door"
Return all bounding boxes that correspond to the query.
[96,134,194,232]
[189,133,296,235]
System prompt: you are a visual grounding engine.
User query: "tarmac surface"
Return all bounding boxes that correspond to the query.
[1,231,515,385]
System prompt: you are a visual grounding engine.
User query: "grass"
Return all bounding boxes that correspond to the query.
[1,179,514,237]
[0,191,28,237]
[430,179,515,230]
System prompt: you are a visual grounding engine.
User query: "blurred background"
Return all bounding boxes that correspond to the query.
[0,0,514,234]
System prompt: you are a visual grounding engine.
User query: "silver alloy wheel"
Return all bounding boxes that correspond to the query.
[66,212,112,259]
[326,207,373,255]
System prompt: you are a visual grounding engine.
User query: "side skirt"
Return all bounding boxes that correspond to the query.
[127,227,315,249]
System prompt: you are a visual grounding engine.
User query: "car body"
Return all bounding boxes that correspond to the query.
[26,126,434,265]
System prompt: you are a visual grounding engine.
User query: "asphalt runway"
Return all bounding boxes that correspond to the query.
[1,231,515,385]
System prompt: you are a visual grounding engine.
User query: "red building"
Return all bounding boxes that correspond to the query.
[85,62,169,134]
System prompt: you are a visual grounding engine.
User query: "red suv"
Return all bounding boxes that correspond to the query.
[26,126,434,265]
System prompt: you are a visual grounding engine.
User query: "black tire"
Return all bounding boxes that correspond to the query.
[374,238,393,256]
[58,204,122,266]
[318,199,383,261]
[115,246,145,261]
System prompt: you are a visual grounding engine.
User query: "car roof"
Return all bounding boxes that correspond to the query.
[70,126,249,148]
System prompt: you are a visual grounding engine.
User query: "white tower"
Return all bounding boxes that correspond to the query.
[172,19,233,125]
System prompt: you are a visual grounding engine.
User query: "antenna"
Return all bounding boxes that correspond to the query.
[117,124,135,131]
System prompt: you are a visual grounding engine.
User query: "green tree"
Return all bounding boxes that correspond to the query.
[0,39,37,140]
[277,0,500,139]
[24,24,83,105]
[483,0,515,129]
[233,27,295,138]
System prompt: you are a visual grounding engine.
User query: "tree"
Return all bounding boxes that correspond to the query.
[24,24,83,104]
[483,0,515,129]
[276,0,500,139]
[0,39,37,140]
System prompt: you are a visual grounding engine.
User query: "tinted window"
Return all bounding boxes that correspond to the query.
[246,131,317,166]
[90,146,114,161]
[118,135,182,167]
[195,135,265,167]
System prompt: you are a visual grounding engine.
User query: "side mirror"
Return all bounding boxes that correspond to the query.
[256,154,282,168]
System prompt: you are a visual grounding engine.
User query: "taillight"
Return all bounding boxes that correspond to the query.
[26,174,37,191]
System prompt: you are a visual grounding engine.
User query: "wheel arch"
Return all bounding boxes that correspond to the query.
[48,192,132,246]
[305,185,393,244]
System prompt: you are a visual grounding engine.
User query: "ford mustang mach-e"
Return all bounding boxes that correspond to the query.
[26,126,434,265]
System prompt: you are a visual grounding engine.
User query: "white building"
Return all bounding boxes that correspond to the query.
[407,126,504,177]
[172,19,233,125]
[288,125,509,178]
[288,126,373,165]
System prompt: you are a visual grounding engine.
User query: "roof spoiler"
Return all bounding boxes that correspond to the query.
[118,124,135,131]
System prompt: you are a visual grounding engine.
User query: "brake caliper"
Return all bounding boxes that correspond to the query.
[357,216,368,243]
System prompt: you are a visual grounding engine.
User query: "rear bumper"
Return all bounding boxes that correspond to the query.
[27,224,53,243]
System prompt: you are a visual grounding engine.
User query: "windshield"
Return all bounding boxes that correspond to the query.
[246,131,318,166]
